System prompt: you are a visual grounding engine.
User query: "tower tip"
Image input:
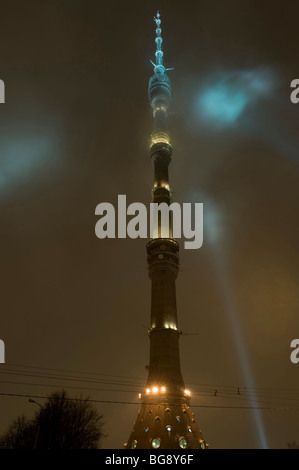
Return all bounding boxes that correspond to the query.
[154,11,161,23]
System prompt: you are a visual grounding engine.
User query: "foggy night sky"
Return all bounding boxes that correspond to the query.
[0,0,299,449]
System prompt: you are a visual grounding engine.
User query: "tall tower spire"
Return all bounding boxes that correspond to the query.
[125,12,207,450]
[152,11,164,69]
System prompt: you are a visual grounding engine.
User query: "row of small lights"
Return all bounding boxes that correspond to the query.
[164,323,177,330]
[151,323,178,330]
[138,387,191,397]
[146,386,166,394]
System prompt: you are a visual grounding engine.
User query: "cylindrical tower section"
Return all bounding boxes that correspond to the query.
[150,142,172,197]
[147,238,179,329]
[146,328,184,391]
[146,237,185,391]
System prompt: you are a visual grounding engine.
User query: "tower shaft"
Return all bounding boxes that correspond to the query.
[125,12,207,450]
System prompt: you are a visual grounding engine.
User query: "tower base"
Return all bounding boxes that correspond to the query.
[125,400,207,449]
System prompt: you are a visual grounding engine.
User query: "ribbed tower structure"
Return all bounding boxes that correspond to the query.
[125,12,207,450]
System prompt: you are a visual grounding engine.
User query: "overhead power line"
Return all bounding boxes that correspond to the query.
[1,363,299,409]
[0,378,297,409]
[0,392,299,412]
[3,363,299,395]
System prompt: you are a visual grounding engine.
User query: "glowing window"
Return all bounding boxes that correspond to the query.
[179,438,187,449]
[152,438,161,449]
[187,427,192,433]
[201,441,206,449]
[145,427,149,433]
[131,440,137,449]
[166,425,172,432]
[176,416,181,422]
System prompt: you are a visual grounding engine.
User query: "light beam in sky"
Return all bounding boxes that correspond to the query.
[188,190,268,448]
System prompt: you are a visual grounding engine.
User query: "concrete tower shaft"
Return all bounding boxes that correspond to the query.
[125,12,207,450]
[146,237,184,392]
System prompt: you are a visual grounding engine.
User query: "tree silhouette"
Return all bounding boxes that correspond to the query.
[0,415,35,449]
[287,441,299,449]
[0,390,106,449]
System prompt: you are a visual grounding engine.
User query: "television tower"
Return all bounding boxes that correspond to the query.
[125,12,207,450]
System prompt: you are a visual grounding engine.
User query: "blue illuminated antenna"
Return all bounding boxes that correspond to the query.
[150,11,174,75]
